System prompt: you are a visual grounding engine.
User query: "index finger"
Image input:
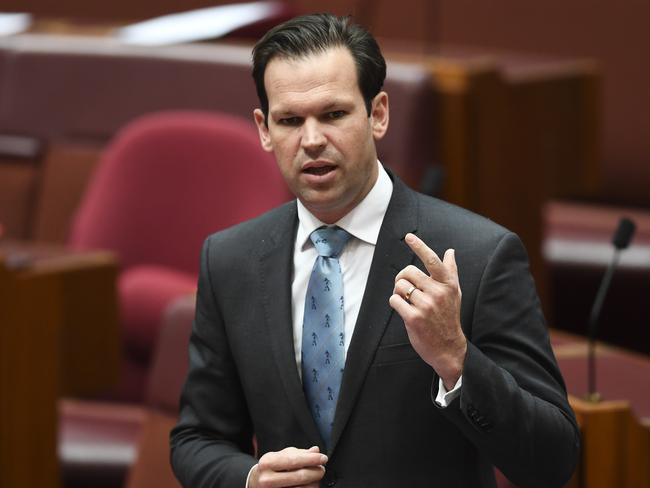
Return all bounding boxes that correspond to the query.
[404,233,450,283]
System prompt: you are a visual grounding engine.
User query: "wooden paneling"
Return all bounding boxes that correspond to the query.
[0,158,40,239]
[33,251,120,396]
[125,411,180,488]
[570,397,650,488]
[0,249,119,488]
[0,258,61,488]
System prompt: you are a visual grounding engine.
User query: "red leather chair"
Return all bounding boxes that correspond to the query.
[68,110,290,403]
[60,293,196,488]
[125,294,197,488]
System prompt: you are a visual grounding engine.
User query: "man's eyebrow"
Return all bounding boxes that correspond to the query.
[270,108,298,118]
[321,100,353,111]
[270,98,354,118]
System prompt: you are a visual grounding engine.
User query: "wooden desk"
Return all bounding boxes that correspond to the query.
[551,330,650,487]
[0,247,119,488]
[568,397,650,488]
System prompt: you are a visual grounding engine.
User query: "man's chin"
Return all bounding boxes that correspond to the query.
[298,193,351,223]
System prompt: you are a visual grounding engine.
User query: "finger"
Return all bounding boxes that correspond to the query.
[394,264,430,289]
[295,479,325,488]
[404,233,450,283]
[393,279,423,305]
[443,249,460,285]
[264,466,325,487]
[259,448,327,472]
[389,293,417,320]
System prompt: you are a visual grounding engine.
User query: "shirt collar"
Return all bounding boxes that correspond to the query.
[296,160,393,250]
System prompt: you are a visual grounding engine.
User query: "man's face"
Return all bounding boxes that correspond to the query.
[254,47,389,223]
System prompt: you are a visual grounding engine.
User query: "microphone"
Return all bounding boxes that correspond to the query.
[586,217,636,402]
[612,218,636,250]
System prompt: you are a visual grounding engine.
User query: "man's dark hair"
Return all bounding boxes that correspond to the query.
[252,13,386,124]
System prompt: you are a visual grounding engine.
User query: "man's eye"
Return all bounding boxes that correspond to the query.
[327,111,346,120]
[278,117,302,126]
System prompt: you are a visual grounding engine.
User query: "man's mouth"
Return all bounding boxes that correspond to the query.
[303,165,336,176]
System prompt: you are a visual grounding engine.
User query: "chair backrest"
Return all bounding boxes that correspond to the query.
[122,294,196,488]
[68,110,291,275]
[144,293,195,413]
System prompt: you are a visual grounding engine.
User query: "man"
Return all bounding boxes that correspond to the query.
[171,14,579,488]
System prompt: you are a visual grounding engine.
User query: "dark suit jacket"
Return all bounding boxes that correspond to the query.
[171,175,579,488]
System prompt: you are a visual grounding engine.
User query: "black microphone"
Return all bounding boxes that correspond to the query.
[586,217,636,402]
[612,218,636,250]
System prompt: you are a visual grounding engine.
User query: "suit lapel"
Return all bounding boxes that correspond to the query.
[329,179,419,454]
[258,203,322,445]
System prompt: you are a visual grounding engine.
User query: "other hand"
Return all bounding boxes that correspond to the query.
[248,446,327,488]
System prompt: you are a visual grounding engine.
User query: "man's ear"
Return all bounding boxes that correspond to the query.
[370,91,389,141]
[254,108,273,152]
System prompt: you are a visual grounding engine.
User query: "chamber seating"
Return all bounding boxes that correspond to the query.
[60,293,195,488]
[124,294,196,488]
[58,109,289,485]
[0,33,436,244]
[0,245,120,488]
[67,110,290,402]
[552,330,650,487]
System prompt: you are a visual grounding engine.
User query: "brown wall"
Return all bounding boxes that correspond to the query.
[434,1,650,206]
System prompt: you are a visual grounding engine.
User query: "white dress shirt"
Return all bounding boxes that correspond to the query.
[292,161,460,405]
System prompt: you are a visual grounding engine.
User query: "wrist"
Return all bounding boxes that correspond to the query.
[436,339,467,389]
[441,369,462,391]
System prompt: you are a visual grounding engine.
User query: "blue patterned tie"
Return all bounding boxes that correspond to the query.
[302,226,352,447]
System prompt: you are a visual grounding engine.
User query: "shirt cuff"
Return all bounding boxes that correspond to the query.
[435,375,462,407]
[245,465,256,488]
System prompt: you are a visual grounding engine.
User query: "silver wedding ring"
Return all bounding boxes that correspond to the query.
[404,285,417,303]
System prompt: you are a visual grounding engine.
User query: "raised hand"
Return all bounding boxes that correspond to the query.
[389,233,467,389]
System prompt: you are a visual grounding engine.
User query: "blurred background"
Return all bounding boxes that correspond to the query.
[0,1,648,487]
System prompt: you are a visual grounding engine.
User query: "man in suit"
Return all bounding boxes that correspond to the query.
[171,14,579,488]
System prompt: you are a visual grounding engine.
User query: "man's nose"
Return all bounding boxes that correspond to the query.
[301,119,327,152]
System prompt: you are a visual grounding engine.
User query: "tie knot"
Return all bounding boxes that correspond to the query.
[310,226,352,258]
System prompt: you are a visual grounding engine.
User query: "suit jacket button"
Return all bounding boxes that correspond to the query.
[324,469,337,486]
